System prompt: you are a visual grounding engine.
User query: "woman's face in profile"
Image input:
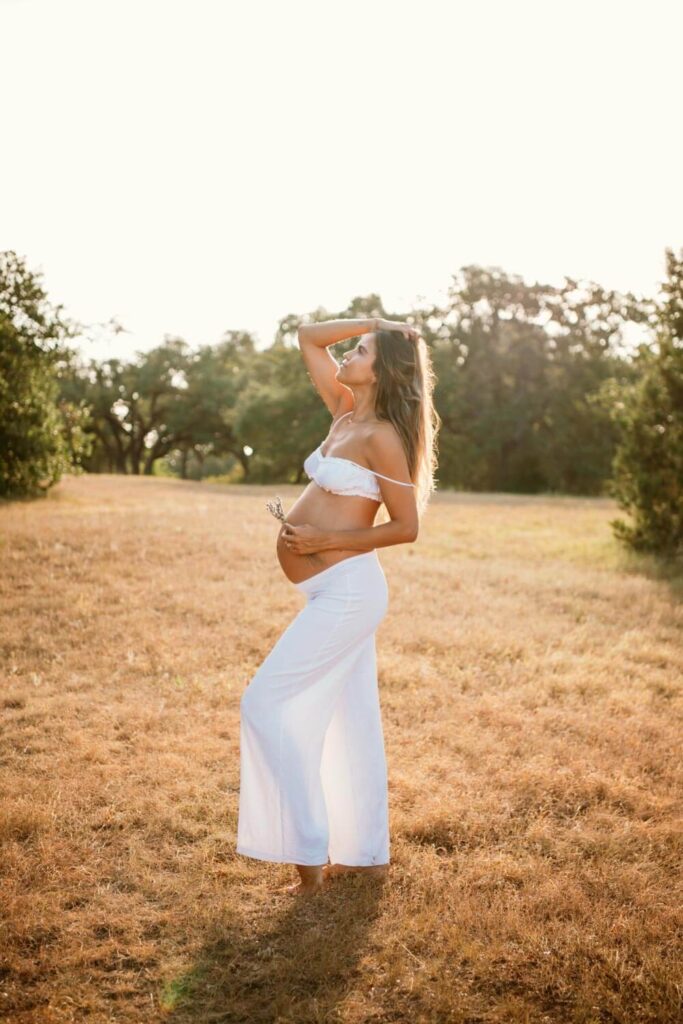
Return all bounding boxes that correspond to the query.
[337,334,377,386]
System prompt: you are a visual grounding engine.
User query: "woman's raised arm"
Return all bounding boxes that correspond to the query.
[297,318,377,418]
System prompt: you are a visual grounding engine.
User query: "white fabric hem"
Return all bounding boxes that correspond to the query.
[236,844,329,866]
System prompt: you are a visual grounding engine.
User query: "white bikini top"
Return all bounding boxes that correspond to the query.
[303,441,415,501]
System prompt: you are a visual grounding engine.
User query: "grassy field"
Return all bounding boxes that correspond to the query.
[1,473,681,1024]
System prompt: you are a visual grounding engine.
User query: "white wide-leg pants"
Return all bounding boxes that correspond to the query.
[236,549,390,867]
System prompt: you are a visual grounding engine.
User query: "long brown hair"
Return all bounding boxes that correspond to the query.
[372,328,441,520]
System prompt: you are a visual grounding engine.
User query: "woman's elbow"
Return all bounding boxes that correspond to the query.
[402,522,419,543]
[389,515,418,543]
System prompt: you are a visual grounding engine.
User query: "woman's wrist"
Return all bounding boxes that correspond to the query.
[323,531,341,551]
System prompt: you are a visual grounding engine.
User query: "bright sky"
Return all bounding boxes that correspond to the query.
[1,0,681,363]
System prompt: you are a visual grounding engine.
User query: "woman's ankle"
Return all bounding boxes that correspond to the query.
[295,863,325,882]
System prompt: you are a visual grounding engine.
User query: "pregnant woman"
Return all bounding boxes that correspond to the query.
[236,316,440,896]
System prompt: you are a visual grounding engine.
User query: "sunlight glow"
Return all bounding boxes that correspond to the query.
[1,0,680,362]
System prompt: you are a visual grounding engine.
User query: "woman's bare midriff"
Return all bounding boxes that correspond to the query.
[276,482,380,584]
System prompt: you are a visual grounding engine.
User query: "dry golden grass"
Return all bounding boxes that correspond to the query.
[1,473,681,1024]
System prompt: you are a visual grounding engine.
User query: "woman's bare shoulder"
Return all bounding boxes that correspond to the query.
[366,421,408,463]
[368,419,402,446]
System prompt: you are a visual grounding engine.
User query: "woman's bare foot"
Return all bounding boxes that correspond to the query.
[279,864,325,897]
[322,863,389,882]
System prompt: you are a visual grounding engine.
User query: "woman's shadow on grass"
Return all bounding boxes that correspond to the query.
[163,873,388,1022]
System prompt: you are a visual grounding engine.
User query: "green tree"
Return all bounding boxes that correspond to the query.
[169,332,256,479]
[604,247,683,557]
[63,333,256,477]
[68,339,206,476]
[423,265,647,495]
[0,250,91,498]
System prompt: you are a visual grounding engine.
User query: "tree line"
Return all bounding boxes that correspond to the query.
[0,247,681,557]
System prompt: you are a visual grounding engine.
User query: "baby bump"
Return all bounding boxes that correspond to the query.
[275,521,374,585]
[267,484,381,585]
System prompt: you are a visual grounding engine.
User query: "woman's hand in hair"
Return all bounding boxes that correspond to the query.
[375,318,420,342]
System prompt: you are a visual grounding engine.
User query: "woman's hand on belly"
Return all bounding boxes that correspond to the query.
[280,522,329,555]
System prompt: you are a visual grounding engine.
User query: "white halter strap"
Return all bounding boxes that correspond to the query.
[370,470,415,486]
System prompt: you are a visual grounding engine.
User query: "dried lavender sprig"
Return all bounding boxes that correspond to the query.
[265,494,325,568]
[265,495,286,521]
